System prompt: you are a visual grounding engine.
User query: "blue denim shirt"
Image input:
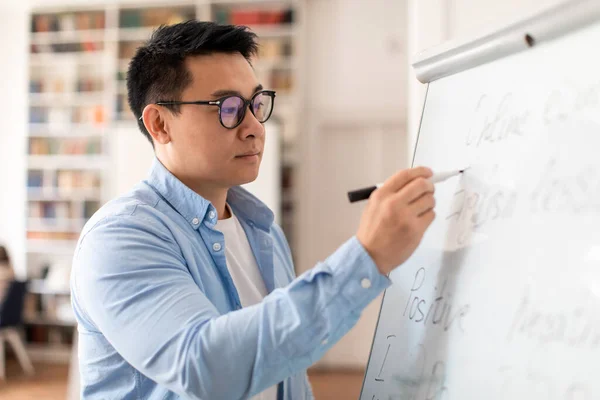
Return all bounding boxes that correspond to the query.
[71,158,391,399]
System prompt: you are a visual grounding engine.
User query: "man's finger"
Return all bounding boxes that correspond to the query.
[409,193,436,216]
[417,209,436,229]
[395,177,435,205]
[377,166,433,196]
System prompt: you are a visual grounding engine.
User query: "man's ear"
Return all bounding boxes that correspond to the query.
[141,105,173,145]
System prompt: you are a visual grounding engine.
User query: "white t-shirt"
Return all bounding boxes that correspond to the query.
[215,205,277,400]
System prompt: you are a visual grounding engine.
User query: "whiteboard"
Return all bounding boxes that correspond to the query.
[361,1,600,399]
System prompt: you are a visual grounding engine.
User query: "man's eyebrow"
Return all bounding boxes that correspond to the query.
[211,84,264,99]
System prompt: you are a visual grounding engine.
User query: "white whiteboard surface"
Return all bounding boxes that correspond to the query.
[361,3,600,400]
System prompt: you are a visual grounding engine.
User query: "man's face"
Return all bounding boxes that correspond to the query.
[165,53,266,189]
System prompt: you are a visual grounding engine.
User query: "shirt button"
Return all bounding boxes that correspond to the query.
[321,338,329,345]
[361,278,372,289]
[192,217,199,225]
[212,243,222,252]
[208,211,216,219]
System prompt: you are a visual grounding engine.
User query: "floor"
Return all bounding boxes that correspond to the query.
[308,369,366,399]
[0,359,366,399]
[1,360,70,399]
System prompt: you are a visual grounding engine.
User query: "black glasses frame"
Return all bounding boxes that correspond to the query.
[150,90,276,129]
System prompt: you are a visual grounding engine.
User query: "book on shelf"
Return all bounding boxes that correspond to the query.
[28,137,103,155]
[28,201,73,220]
[214,8,294,26]
[31,41,104,54]
[27,231,81,241]
[257,37,293,59]
[28,200,100,221]
[32,11,106,33]
[119,7,195,29]
[29,105,107,125]
[28,169,101,190]
[30,78,104,94]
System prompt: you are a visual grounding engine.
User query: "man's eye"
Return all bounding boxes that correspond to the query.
[222,107,238,114]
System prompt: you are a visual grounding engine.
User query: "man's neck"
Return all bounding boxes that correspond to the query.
[158,156,231,220]
[193,186,230,220]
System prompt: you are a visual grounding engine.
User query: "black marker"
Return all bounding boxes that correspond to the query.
[347,169,467,203]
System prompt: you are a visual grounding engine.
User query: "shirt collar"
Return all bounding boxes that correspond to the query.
[227,185,274,231]
[145,157,274,231]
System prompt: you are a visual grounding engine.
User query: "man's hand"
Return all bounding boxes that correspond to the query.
[356,166,436,275]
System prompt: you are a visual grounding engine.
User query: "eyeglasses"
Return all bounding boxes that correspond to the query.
[145,90,276,129]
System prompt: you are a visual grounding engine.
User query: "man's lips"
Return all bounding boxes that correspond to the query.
[236,151,261,157]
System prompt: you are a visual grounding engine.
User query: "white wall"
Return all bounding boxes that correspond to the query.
[300,0,409,370]
[0,2,29,278]
[111,124,155,197]
[307,0,408,114]
[448,0,565,39]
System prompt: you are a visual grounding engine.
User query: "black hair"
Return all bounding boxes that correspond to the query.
[127,21,259,145]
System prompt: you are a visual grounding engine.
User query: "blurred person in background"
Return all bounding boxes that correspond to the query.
[0,245,15,303]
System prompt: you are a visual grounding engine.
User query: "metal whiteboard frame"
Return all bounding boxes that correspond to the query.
[413,0,600,84]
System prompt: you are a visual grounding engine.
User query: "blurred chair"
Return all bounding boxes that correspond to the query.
[0,280,35,380]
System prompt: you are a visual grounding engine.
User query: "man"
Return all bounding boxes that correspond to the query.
[71,21,435,400]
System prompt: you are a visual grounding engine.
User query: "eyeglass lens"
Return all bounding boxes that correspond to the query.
[220,92,274,128]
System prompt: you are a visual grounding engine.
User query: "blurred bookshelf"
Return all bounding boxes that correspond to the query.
[27,1,304,361]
